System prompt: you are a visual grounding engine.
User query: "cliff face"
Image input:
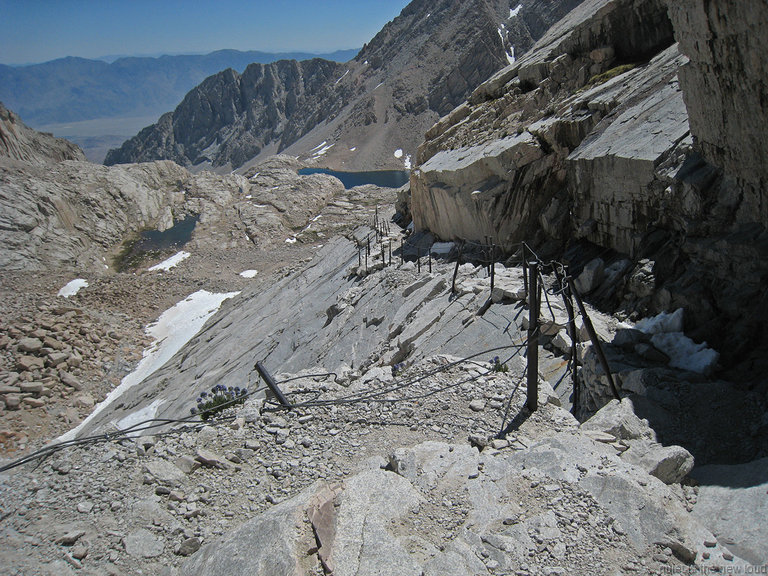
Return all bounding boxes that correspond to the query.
[412,0,678,254]
[0,102,85,165]
[409,0,768,368]
[104,59,349,170]
[106,0,588,172]
[666,0,768,223]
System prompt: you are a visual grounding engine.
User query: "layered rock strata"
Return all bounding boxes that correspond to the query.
[411,0,679,253]
[0,102,85,165]
[666,0,768,223]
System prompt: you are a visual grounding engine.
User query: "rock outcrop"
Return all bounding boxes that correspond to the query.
[411,0,678,252]
[666,0,768,224]
[0,103,352,273]
[181,432,726,576]
[408,0,768,376]
[105,59,349,171]
[106,0,589,172]
[1,155,200,271]
[0,102,85,165]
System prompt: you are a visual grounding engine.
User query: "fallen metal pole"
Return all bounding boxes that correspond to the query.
[255,362,292,408]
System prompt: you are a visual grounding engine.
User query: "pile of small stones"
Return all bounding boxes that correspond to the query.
[0,356,692,575]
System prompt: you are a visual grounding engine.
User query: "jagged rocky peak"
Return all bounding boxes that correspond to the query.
[104,58,348,171]
[0,101,85,165]
[105,0,591,172]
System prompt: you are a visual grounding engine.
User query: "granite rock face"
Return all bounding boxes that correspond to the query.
[0,105,346,273]
[106,0,589,172]
[179,433,733,575]
[410,0,768,375]
[105,60,349,171]
[0,102,85,165]
[412,0,679,251]
[666,0,768,224]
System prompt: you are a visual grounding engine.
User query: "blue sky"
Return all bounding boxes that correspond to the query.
[0,0,412,65]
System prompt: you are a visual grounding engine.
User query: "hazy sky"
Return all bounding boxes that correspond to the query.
[0,0,412,65]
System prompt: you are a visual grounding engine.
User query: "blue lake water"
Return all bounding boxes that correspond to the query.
[298,168,410,189]
[135,214,199,251]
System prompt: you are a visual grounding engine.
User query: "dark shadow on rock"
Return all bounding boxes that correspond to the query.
[496,407,532,440]
[690,456,768,489]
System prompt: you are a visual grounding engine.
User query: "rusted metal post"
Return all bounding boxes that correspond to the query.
[527,262,540,412]
[451,242,463,294]
[389,240,392,266]
[255,362,291,408]
[381,244,385,266]
[428,250,432,273]
[555,267,580,414]
[417,248,421,273]
[367,235,370,257]
[490,243,496,294]
[568,278,621,401]
[522,244,529,297]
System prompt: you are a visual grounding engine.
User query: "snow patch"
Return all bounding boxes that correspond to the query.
[312,142,335,157]
[239,270,258,278]
[498,26,516,64]
[510,4,522,18]
[58,279,88,298]
[634,308,719,374]
[58,290,239,442]
[310,141,328,152]
[650,333,720,375]
[635,308,684,334]
[350,147,357,152]
[335,70,349,85]
[117,398,165,436]
[394,149,404,159]
[285,237,298,244]
[506,46,516,65]
[430,242,455,256]
[404,155,412,170]
[148,251,190,272]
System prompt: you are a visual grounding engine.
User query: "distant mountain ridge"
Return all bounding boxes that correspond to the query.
[0,49,358,126]
[105,0,586,172]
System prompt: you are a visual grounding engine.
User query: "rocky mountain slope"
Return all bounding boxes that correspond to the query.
[0,102,85,165]
[0,49,357,126]
[1,1,767,574]
[105,0,587,172]
[0,105,350,273]
[407,0,768,376]
[2,209,763,574]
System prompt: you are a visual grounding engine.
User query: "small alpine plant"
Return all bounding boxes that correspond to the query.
[191,384,248,420]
